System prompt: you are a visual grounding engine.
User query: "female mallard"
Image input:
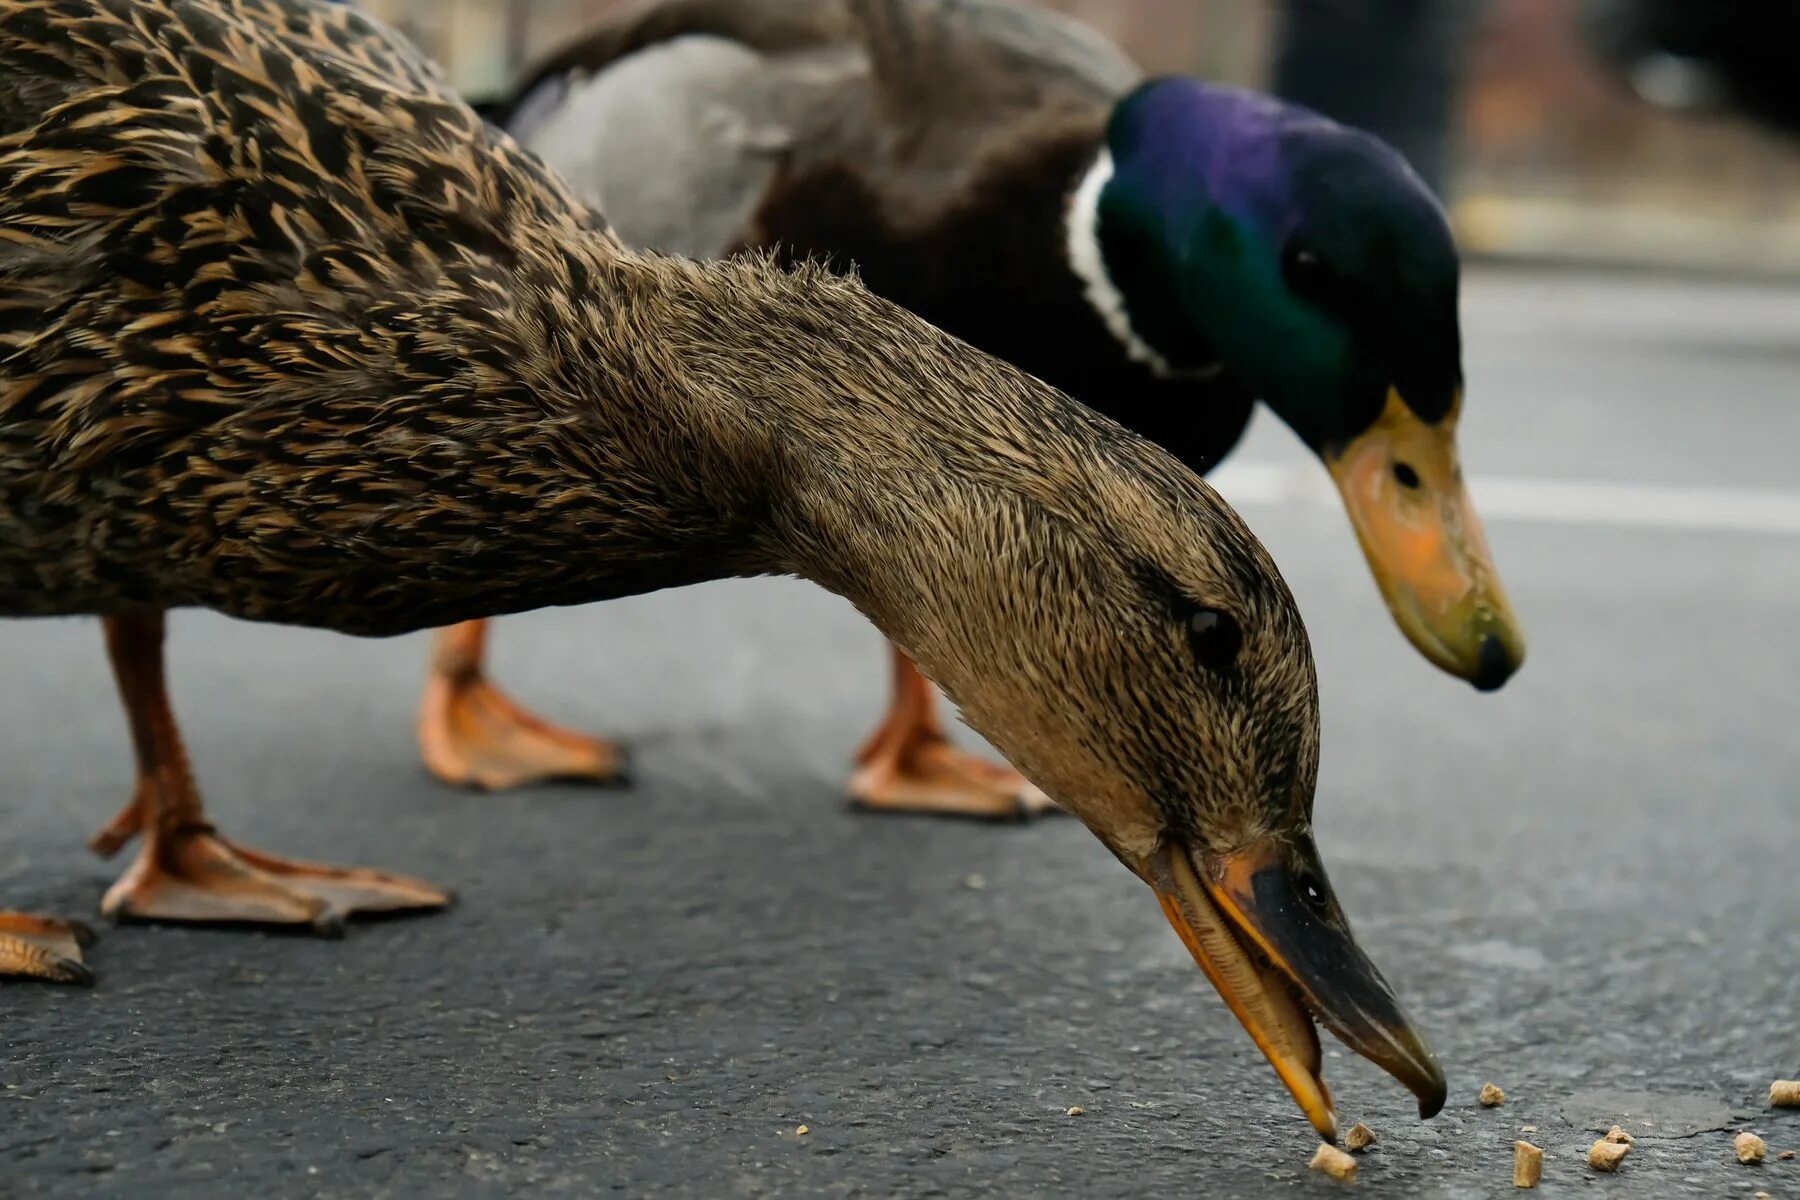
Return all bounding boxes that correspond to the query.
[0,0,1443,1139]
[427,0,1528,816]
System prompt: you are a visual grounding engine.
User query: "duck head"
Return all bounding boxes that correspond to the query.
[1070,78,1524,690]
[859,390,1448,1138]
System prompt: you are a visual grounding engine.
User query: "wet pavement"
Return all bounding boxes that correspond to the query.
[4,268,1799,1196]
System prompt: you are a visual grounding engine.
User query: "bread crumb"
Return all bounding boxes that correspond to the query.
[963,874,986,891]
[1735,1131,1767,1164]
[796,1124,809,1136]
[1779,1149,1794,1160]
[1520,1125,1537,1133]
[1065,1106,1084,1116]
[1344,1123,1376,1152]
[1604,1125,1634,1145]
[1588,1138,1630,1171]
[1479,1082,1506,1107]
[1309,1142,1358,1182]
[1513,1140,1543,1189]
[1753,1191,1771,1200]
[1771,1080,1800,1108]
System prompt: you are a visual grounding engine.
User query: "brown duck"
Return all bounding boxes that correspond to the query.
[435,0,1527,816]
[0,0,1444,1137]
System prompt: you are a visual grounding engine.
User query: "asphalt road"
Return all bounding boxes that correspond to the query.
[4,267,1798,1197]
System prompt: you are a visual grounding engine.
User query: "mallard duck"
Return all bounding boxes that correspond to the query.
[0,0,1443,1138]
[424,0,1527,816]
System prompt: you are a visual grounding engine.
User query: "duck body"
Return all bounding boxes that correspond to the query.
[0,1,741,635]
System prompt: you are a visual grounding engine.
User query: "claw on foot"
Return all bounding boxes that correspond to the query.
[420,621,627,791]
[0,913,96,984]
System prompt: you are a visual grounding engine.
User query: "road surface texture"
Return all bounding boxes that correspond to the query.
[4,268,1798,1197]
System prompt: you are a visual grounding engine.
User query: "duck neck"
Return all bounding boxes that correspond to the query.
[240,243,1099,646]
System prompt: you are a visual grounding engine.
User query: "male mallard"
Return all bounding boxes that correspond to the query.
[423,0,1527,816]
[0,0,1442,1139]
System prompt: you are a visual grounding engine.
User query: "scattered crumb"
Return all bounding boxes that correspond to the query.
[1771,1080,1800,1108]
[1513,1140,1543,1189]
[1605,1125,1635,1145]
[1735,1131,1767,1164]
[1588,1138,1630,1172]
[963,873,987,891]
[1309,1142,1358,1183]
[1753,1192,1771,1200]
[1779,1149,1794,1160]
[1480,1082,1507,1107]
[1065,1106,1084,1117]
[1520,1125,1537,1134]
[1344,1123,1376,1152]
[795,1124,809,1136]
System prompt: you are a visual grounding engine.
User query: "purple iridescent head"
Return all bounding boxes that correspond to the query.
[1086,77,1460,451]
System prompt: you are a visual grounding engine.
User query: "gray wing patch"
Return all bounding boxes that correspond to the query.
[522,36,850,260]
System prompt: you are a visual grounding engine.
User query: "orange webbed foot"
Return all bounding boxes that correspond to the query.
[101,826,450,932]
[420,622,628,791]
[850,645,1064,821]
[850,732,1061,820]
[0,913,97,985]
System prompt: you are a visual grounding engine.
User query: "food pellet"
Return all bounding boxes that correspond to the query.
[1479,1082,1506,1107]
[1344,1123,1376,1152]
[1780,1150,1794,1160]
[1065,1106,1084,1116]
[1309,1142,1358,1182]
[1513,1140,1543,1189]
[1604,1125,1634,1145]
[1588,1138,1630,1171]
[1771,1080,1800,1108]
[1735,1131,1767,1163]
[796,1124,809,1136]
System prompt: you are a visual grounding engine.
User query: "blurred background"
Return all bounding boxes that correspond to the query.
[358,0,1800,278]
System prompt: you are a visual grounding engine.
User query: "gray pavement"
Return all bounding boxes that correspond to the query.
[4,267,1799,1197]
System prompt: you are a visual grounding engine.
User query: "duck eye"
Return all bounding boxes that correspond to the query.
[1281,243,1338,310]
[1297,873,1330,914]
[1186,607,1242,670]
[1392,462,1421,489]
[1283,245,1325,281]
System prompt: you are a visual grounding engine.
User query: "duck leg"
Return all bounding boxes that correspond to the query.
[0,913,95,984]
[418,620,628,790]
[89,612,450,929]
[848,644,1060,819]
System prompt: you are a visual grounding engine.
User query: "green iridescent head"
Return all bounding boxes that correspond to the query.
[1074,78,1524,690]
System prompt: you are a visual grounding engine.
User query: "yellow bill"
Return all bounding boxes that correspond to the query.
[1325,388,1524,689]
[1144,837,1446,1141]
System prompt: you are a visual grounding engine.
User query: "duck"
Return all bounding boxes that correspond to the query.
[422,0,1528,817]
[0,0,1445,1139]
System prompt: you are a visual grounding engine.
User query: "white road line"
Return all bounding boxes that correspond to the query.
[1208,462,1800,535]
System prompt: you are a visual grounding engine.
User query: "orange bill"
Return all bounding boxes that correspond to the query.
[1144,836,1446,1140]
[1325,389,1524,690]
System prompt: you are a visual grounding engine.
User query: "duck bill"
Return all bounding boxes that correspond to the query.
[1324,389,1524,690]
[1144,836,1446,1140]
